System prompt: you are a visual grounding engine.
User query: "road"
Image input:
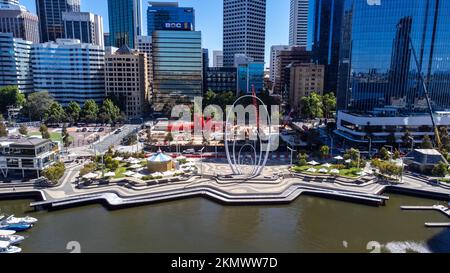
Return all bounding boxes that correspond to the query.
[93,124,141,153]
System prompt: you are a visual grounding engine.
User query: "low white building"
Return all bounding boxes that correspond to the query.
[335,110,450,144]
[0,138,59,178]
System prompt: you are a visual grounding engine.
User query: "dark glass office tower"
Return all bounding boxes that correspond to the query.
[35,0,80,42]
[311,0,344,94]
[107,0,142,48]
[147,2,195,36]
[337,0,450,114]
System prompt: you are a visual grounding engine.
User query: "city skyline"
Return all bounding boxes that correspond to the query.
[19,0,290,66]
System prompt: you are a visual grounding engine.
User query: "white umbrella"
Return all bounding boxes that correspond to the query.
[125,157,136,163]
[124,171,136,177]
[318,168,329,173]
[129,164,142,169]
[307,168,317,173]
[129,159,142,165]
[103,172,116,178]
[308,160,320,166]
[113,157,124,161]
[82,173,98,179]
[345,159,352,164]
[322,163,332,168]
[330,169,340,174]
[334,156,344,160]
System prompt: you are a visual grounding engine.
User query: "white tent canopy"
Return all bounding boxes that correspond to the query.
[322,163,332,168]
[330,169,340,174]
[307,160,320,166]
[82,173,98,179]
[334,156,344,160]
[103,172,116,178]
[318,168,329,173]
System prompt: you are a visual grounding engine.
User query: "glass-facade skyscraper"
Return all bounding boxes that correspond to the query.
[36,0,80,42]
[152,30,202,111]
[0,33,33,94]
[0,2,40,43]
[147,2,195,36]
[32,39,105,106]
[337,0,450,114]
[107,0,142,48]
[311,0,344,94]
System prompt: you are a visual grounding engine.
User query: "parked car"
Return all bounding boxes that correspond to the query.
[115,129,122,134]
[98,128,105,132]
[81,128,87,132]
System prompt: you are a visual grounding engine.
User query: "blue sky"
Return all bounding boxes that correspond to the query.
[20,0,290,66]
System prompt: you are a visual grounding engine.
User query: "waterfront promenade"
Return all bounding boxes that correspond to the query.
[0,160,449,211]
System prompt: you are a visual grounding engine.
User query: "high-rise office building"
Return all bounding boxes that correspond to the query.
[311,0,344,93]
[32,39,105,106]
[289,63,324,112]
[0,3,39,43]
[269,45,290,83]
[136,35,153,95]
[0,33,33,94]
[104,33,110,47]
[147,1,195,36]
[202,48,209,92]
[152,30,202,111]
[36,0,80,43]
[62,12,104,47]
[235,54,264,95]
[223,0,266,67]
[289,0,309,47]
[212,50,223,67]
[336,0,450,145]
[206,67,237,93]
[107,0,142,48]
[105,45,149,119]
[273,46,311,94]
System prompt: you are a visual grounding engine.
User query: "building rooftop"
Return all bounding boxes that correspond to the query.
[0,137,51,148]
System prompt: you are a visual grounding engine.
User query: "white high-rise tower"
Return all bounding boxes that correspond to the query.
[289,0,309,47]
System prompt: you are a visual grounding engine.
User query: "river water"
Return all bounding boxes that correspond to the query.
[0,194,449,253]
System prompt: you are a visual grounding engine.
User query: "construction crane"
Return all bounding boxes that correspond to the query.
[408,36,441,148]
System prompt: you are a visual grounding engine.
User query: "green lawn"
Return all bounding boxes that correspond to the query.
[292,165,362,178]
[29,132,74,142]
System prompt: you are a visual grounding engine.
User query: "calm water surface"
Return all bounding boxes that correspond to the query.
[0,194,449,253]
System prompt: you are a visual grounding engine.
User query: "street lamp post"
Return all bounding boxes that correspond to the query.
[400,157,415,184]
[408,136,415,153]
[287,146,296,168]
[199,147,205,177]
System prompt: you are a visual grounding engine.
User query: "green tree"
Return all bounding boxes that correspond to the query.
[62,124,71,148]
[393,150,401,160]
[402,130,414,150]
[0,122,8,137]
[21,91,54,121]
[45,102,66,124]
[320,145,330,159]
[438,126,450,153]
[421,135,433,149]
[300,92,324,119]
[298,153,308,166]
[165,131,173,143]
[39,124,50,139]
[99,99,121,124]
[344,148,361,168]
[379,147,390,161]
[432,161,449,178]
[18,124,28,135]
[0,86,25,113]
[322,92,336,119]
[81,99,99,123]
[65,101,81,125]
[42,162,65,185]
